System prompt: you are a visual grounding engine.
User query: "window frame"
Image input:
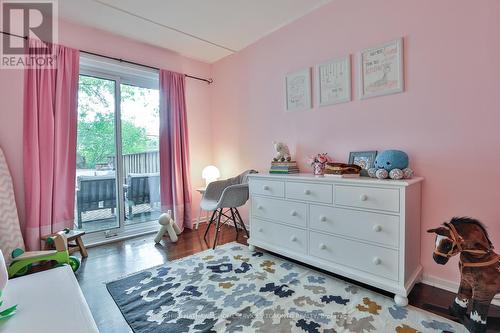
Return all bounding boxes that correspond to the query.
[78,54,161,246]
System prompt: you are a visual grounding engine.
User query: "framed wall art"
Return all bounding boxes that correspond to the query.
[285,68,312,112]
[317,56,351,106]
[358,38,404,99]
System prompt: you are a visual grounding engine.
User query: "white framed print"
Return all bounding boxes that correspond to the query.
[358,38,404,99]
[317,56,351,106]
[285,68,312,112]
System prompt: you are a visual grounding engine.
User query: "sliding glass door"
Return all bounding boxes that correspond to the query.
[75,56,160,241]
[120,84,161,227]
[76,75,120,233]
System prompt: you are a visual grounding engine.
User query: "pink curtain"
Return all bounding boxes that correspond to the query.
[159,70,193,229]
[23,40,79,250]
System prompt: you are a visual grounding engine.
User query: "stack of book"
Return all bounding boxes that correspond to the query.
[269,161,299,174]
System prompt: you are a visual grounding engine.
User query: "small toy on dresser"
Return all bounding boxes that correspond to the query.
[269,141,299,174]
[367,150,414,180]
[272,141,291,162]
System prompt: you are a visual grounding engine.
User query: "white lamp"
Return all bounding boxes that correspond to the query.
[202,165,220,187]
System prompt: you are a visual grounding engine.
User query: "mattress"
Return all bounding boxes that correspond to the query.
[0,265,99,333]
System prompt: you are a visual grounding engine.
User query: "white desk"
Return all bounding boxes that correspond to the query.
[0,266,99,333]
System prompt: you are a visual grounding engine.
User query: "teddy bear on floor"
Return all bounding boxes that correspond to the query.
[368,150,414,180]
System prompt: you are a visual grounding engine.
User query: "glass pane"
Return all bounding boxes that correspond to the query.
[75,75,119,233]
[120,84,161,226]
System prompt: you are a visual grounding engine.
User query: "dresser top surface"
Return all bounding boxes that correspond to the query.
[248,173,423,187]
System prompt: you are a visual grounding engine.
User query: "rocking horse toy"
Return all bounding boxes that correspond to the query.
[428,217,499,333]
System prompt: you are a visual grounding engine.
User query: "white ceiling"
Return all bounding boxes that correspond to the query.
[57,0,332,63]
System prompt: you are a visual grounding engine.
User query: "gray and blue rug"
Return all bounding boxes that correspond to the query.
[107,243,465,333]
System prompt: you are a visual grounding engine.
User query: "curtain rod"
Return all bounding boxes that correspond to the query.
[0,31,213,84]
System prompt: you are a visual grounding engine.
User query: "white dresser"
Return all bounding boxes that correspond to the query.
[248,173,423,306]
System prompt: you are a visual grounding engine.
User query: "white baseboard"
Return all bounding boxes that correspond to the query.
[421,273,500,306]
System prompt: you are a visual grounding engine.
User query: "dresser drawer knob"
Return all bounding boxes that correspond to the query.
[360,194,368,201]
[319,243,327,250]
[257,205,263,210]
[290,210,297,216]
[319,215,327,222]
[304,189,311,195]
[257,227,263,232]
[290,235,298,242]
[263,185,270,190]
[373,224,382,232]
[372,257,382,265]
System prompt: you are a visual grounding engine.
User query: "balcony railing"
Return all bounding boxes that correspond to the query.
[75,151,161,232]
[112,150,160,176]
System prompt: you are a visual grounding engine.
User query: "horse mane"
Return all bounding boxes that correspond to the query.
[447,216,492,247]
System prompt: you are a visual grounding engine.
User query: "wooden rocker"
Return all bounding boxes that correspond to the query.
[8,231,81,278]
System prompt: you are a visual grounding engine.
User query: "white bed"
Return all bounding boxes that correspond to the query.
[0,266,99,333]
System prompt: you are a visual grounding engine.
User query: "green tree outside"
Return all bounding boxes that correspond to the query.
[77,75,159,169]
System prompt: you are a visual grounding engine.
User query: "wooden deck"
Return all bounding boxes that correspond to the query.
[76,205,162,233]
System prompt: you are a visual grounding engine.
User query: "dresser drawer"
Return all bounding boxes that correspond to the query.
[250,179,284,197]
[252,197,307,227]
[309,231,399,280]
[334,185,399,213]
[309,205,399,248]
[286,182,333,204]
[251,219,307,255]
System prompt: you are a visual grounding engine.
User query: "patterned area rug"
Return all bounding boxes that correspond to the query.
[107,243,465,333]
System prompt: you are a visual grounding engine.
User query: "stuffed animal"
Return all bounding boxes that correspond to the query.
[272,141,291,162]
[154,210,182,243]
[368,150,414,180]
[428,217,499,333]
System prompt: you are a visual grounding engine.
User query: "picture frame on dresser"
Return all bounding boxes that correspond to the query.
[285,68,312,112]
[358,38,404,99]
[317,56,351,106]
[247,173,423,306]
[348,151,377,177]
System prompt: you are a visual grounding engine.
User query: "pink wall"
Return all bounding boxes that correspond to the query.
[0,19,213,229]
[211,0,500,284]
[1,0,499,287]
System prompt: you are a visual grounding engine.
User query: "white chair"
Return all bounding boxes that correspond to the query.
[201,170,257,249]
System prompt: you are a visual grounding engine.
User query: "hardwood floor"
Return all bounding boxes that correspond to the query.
[74,225,499,333]
[76,224,248,333]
